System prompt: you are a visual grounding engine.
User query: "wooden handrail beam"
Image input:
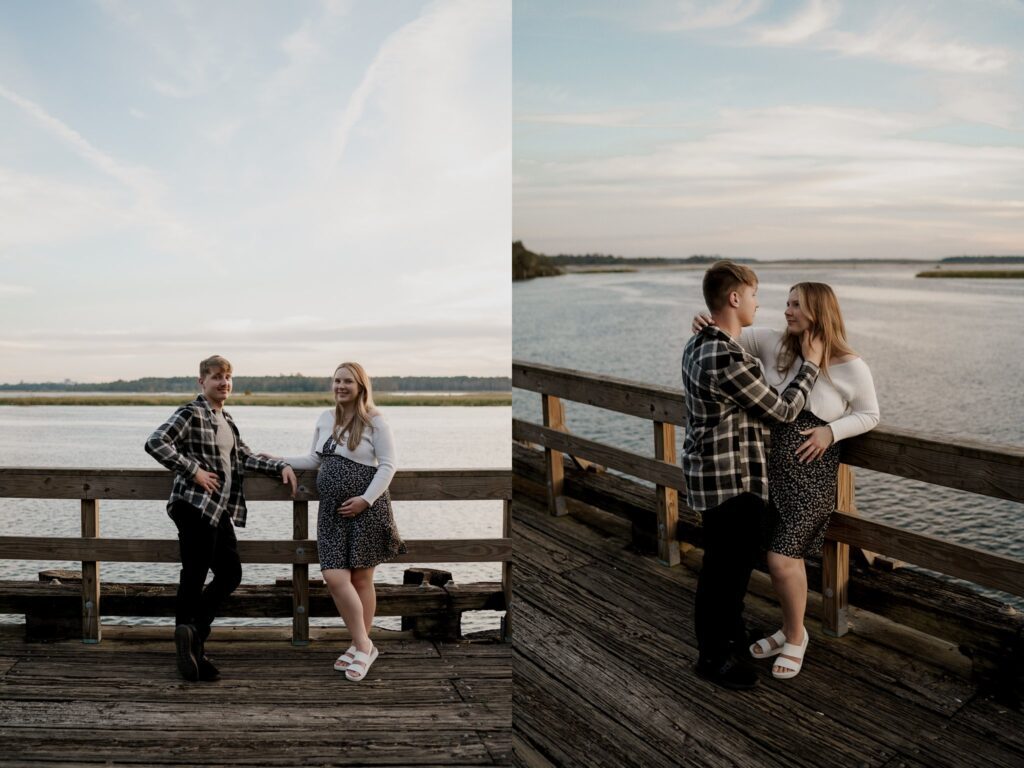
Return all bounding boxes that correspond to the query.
[0,537,513,564]
[0,468,511,501]
[514,359,685,424]
[514,420,684,490]
[514,360,1024,504]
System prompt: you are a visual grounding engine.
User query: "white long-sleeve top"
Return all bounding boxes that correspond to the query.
[739,326,880,443]
[284,409,397,504]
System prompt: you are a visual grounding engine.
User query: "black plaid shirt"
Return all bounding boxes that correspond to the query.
[681,326,819,513]
[145,394,287,527]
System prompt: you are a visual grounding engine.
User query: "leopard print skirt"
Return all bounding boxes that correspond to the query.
[766,411,840,559]
[315,454,406,570]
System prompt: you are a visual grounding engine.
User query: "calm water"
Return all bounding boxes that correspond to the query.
[0,405,510,632]
[514,263,1024,604]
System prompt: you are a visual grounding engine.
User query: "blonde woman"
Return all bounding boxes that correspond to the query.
[693,283,879,679]
[284,362,406,681]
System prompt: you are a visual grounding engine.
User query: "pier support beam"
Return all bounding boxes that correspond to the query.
[542,394,568,516]
[501,498,513,641]
[81,499,100,644]
[653,421,680,567]
[823,464,854,637]
[292,500,310,646]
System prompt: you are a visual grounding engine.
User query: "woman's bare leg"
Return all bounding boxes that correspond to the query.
[323,568,372,653]
[350,566,377,635]
[767,551,807,673]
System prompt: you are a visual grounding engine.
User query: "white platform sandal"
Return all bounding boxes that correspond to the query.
[772,628,809,680]
[749,629,787,659]
[345,646,379,682]
[333,645,357,671]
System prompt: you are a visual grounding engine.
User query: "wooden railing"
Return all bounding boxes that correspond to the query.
[513,360,1024,639]
[0,467,512,644]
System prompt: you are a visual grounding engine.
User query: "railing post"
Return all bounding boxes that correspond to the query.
[653,422,680,566]
[541,394,568,516]
[822,464,854,637]
[292,499,310,646]
[81,499,100,644]
[501,498,512,641]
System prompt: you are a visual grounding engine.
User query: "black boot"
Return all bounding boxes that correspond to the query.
[694,654,758,690]
[192,629,220,682]
[174,624,199,682]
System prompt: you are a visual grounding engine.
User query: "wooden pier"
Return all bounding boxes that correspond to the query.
[512,360,1024,768]
[0,626,510,765]
[0,467,511,766]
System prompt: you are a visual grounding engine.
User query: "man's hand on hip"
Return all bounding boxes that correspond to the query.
[193,468,220,493]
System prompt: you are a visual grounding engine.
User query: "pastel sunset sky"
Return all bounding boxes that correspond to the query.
[514,0,1024,261]
[0,0,510,383]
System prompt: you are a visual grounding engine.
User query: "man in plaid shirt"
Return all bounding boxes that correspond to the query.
[681,261,823,690]
[146,355,297,682]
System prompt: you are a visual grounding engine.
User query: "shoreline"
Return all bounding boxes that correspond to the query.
[0,392,512,407]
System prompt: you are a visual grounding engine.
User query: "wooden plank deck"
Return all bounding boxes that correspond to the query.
[511,493,1024,768]
[0,626,510,766]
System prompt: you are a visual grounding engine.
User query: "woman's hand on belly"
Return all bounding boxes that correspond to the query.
[796,426,834,463]
[337,496,370,517]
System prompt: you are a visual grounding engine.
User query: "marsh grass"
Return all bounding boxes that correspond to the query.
[917,270,1024,278]
[0,392,511,407]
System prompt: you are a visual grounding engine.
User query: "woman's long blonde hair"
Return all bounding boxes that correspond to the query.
[332,362,377,451]
[777,283,855,381]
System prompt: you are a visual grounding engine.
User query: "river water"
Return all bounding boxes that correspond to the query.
[0,405,510,632]
[514,263,1024,604]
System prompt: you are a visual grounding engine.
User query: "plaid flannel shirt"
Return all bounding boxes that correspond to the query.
[681,326,819,513]
[145,394,286,527]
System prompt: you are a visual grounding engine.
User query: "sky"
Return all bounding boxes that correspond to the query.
[514,0,1024,261]
[0,0,510,383]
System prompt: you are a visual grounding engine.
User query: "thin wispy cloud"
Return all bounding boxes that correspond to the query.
[1,1,509,382]
[516,110,646,127]
[655,0,765,31]
[756,0,839,44]
[825,14,1013,74]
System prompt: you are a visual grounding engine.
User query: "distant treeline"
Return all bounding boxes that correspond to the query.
[513,241,757,281]
[0,375,511,393]
[940,255,1024,263]
[513,241,563,281]
[547,253,741,265]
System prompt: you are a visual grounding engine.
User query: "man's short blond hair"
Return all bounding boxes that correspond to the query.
[703,260,758,311]
[199,355,232,378]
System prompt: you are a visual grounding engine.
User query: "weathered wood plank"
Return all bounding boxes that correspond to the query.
[825,512,1024,598]
[0,537,512,564]
[513,419,684,489]
[0,580,504,618]
[541,394,568,516]
[0,631,510,766]
[0,467,511,501]
[0,728,496,765]
[841,425,1024,504]
[80,499,100,644]
[291,500,309,645]
[652,420,680,566]
[501,498,512,641]
[514,360,686,424]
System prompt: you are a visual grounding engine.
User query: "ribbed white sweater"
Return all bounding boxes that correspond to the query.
[285,410,397,504]
[740,326,880,443]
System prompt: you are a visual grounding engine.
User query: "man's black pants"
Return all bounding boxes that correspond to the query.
[170,501,242,642]
[694,492,765,663]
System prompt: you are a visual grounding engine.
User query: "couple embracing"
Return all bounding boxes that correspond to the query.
[682,261,879,690]
[145,356,406,684]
